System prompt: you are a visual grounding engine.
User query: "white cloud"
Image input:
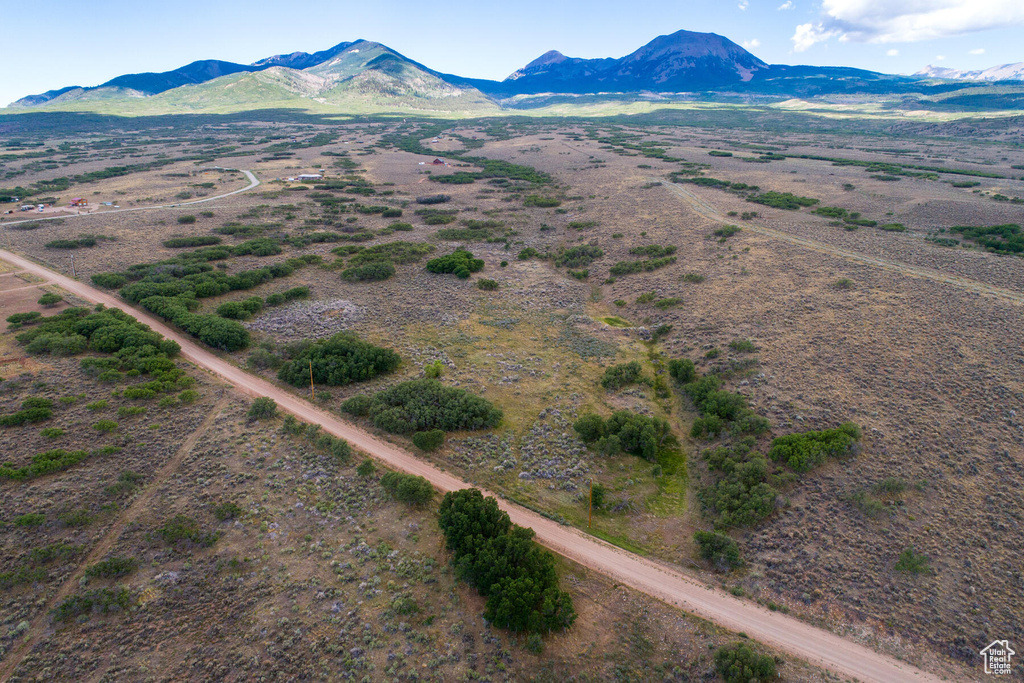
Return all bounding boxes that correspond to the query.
[790,0,1024,51]
[969,47,986,54]
[743,38,762,49]
[792,22,839,51]
[778,1,794,9]
[935,55,946,60]
[738,0,749,10]
[886,48,899,56]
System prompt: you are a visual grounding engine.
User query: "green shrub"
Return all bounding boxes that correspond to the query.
[438,489,575,633]
[277,333,400,387]
[517,247,540,260]
[524,195,561,208]
[163,236,221,248]
[708,150,733,157]
[117,406,146,418]
[426,249,485,278]
[600,361,643,390]
[476,278,499,291]
[412,429,445,451]
[342,394,372,416]
[38,292,62,307]
[894,546,931,574]
[341,262,395,282]
[213,501,243,521]
[746,192,818,210]
[380,471,435,505]
[715,643,777,683]
[553,245,603,268]
[151,515,219,548]
[84,557,137,579]
[608,256,675,276]
[177,215,197,224]
[356,459,376,476]
[93,420,118,432]
[58,508,94,527]
[365,378,502,434]
[0,397,54,427]
[52,587,131,622]
[14,513,45,527]
[694,530,744,571]
[6,311,42,326]
[729,339,757,353]
[573,410,672,462]
[768,423,861,472]
[668,358,696,384]
[40,427,65,439]
[247,397,278,421]
[629,244,676,257]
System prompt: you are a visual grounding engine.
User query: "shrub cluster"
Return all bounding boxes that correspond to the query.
[715,643,777,683]
[163,236,222,248]
[412,429,445,451]
[380,471,434,505]
[600,361,643,390]
[628,244,676,257]
[52,587,131,622]
[345,378,502,435]
[699,441,778,528]
[281,416,353,463]
[573,410,672,462]
[276,333,400,387]
[439,489,575,633]
[553,245,603,268]
[0,397,54,427]
[949,223,1022,255]
[767,423,861,473]
[84,556,138,579]
[694,530,744,571]
[746,191,818,210]
[150,515,219,549]
[683,374,769,439]
[426,249,485,278]
[609,256,676,276]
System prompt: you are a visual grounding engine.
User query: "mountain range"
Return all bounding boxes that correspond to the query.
[914,62,1024,81]
[8,30,1024,114]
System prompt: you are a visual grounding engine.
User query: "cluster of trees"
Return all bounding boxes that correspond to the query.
[343,378,502,435]
[553,245,603,268]
[90,246,318,351]
[380,471,434,505]
[715,643,777,683]
[600,361,643,390]
[338,240,436,282]
[573,410,672,462]
[438,489,575,633]
[426,249,485,279]
[163,236,222,248]
[681,374,770,439]
[694,530,744,571]
[415,208,458,225]
[608,256,676,276]
[746,191,818,210]
[276,333,401,388]
[699,440,778,529]
[949,223,1023,255]
[628,244,676,258]
[768,422,861,472]
[0,397,54,427]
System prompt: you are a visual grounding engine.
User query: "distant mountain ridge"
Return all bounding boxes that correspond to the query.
[8,30,1024,113]
[914,62,1024,81]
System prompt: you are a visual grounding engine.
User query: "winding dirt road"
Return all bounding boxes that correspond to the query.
[0,247,951,683]
[659,180,1024,306]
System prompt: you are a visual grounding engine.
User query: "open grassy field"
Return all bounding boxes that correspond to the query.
[2,108,1022,680]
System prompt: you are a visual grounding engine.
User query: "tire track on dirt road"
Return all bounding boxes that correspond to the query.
[0,397,230,681]
[0,248,952,683]
[658,180,1024,306]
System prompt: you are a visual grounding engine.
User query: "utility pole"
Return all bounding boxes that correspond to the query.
[309,359,315,401]
[588,481,593,529]
[70,254,76,278]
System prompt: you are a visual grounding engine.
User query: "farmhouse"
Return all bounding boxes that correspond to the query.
[295,174,323,181]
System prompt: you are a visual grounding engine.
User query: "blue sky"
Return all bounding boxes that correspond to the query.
[2,0,1022,107]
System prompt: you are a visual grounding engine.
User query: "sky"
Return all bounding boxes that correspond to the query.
[1,0,1022,107]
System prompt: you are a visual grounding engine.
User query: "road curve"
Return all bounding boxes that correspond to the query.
[0,167,260,229]
[0,248,951,683]
[659,180,1024,306]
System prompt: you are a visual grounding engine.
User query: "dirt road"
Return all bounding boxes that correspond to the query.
[0,167,260,230]
[659,180,1024,306]
[0,248,952,683]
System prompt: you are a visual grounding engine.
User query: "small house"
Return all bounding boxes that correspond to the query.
[432,158,446,166]
[296,174,323,181]
[20,205,34,212]
[70,198,87,207]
